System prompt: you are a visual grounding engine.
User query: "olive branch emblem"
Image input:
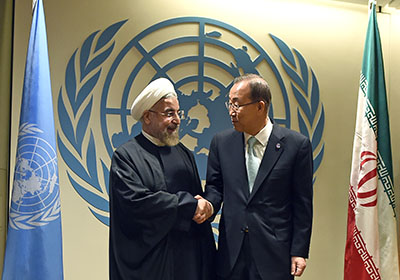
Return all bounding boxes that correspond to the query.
[10,199,61,230]
[19,123,43,136]
[57,20,325,227]
[57,20,128,226]
[270,34,325,180]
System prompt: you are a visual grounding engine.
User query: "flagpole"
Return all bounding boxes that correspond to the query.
[0,0,15,275]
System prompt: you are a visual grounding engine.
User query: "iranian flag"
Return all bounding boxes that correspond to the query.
[344,1,399,280]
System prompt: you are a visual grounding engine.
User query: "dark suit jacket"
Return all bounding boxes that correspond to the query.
[205,124,313,280]
[109,134,216,280]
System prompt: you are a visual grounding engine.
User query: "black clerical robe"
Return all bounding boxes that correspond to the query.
[109,133,216,280]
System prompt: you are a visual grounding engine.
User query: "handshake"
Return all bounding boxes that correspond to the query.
[192,195,213,224]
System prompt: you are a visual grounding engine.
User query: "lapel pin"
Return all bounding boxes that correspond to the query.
[276,143,281,149]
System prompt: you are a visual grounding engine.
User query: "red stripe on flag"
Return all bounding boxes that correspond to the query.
[361,200,377,207]
[359,157,375,169]
[357,169,377,189]
[357,188,377,198]
[360,151,376,158]
[344,189,381,280]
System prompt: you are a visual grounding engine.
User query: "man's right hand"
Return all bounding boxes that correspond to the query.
[192,195,213,224]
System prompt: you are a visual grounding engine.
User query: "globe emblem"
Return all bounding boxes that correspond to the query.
[100,17,290,179]
[57,17,324,227]
[10,133,60,230]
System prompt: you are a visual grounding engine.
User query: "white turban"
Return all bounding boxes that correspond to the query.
[130,78,177,121]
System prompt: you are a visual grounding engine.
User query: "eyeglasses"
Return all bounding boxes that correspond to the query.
[225,100,260,111]
[148,109,184,119]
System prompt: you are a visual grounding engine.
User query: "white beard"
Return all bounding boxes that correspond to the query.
[160,127,179,146]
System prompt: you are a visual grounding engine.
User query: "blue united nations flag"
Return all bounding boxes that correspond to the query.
[2,0,63,279]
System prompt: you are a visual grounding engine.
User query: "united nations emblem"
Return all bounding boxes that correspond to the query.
[10,123,61,230]
[57,17,325,227]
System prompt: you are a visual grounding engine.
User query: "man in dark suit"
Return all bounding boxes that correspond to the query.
[197,74,313,280]
[109,78,215,280]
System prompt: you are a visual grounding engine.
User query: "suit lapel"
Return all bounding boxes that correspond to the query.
[230,131,251,199]
[248,124,284,202]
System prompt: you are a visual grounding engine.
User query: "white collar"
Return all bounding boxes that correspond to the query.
[244,118,273,146]
[142,130,166,146]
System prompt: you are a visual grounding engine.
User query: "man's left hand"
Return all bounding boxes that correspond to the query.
[291,256,306,277]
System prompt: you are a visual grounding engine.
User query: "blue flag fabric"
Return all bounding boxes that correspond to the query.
[2,0,64,279]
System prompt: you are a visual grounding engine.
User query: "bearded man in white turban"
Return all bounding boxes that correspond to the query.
[109,78,216,280]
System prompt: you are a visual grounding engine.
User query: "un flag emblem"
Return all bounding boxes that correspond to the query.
[10,123,61,230]
[57,17,325,226]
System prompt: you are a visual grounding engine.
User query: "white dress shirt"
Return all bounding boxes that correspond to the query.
[244,118,273,162]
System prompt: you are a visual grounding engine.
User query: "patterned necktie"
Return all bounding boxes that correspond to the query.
[246,136,260,193]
